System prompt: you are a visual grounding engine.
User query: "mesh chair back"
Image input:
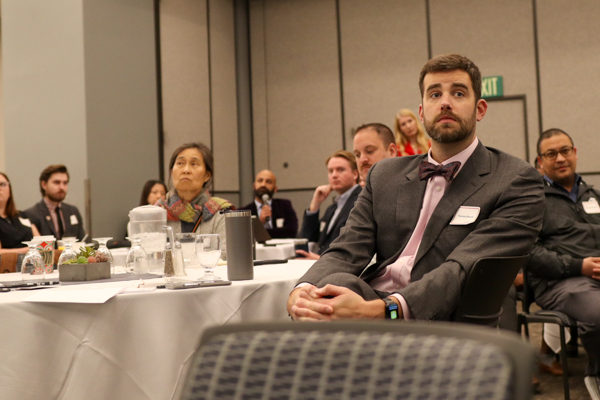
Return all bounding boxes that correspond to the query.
[181,321,535,400]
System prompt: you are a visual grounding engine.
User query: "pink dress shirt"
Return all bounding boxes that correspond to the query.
[370,137,480,320]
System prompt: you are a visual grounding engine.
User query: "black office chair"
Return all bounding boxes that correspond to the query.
[180,321,536,400]
[453,255,529,327]
[518,270,577,400]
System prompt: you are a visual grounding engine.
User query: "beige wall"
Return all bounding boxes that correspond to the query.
[2,0,159,238]
[3,1,599,238]
[241,0,600,232]
[159,0,239,195]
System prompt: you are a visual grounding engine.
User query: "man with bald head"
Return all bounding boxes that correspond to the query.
[353,122,398,185]
[240,169,298,238]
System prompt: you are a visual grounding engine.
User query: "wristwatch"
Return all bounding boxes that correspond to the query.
[383,297,399,320]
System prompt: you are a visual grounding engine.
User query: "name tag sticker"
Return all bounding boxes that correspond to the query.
[450,206,480,225]
[320,221,327,232]
[70,215,79,225]
[276,218,284,228]
[582,198,600,214]
[19,217,32,227]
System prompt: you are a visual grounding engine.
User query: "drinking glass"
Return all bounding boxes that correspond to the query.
[21,240,45,281]
[176,233,198,267]
[125,237,149,274]
[57,237,78,265]
[195,234,222,282]
[94,237,115,273]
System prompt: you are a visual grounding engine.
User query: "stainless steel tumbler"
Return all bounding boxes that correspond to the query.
[224,210,254,280]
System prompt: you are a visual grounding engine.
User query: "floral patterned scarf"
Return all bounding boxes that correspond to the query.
[155,189,234,225]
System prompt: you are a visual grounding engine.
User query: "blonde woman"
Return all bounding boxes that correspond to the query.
[394,109,430,156]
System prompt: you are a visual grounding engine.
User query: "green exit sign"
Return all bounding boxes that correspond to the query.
[482,76,503,98]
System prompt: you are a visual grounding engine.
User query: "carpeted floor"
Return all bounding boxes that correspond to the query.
[522,303,590,399]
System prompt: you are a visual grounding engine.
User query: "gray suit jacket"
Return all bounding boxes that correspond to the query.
[25,200,86,240]
[298,142,545,321]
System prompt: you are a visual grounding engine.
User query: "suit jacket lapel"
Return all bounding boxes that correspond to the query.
[395,165,428,254]
[322,185,360,243]
[414,143,491,264]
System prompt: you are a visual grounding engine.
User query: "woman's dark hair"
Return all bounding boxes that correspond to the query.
[139,180,167,206]
[168,142,214,191]
[0,172,18,217]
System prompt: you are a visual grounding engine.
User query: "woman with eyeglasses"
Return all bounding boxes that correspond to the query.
[0,172,40,252]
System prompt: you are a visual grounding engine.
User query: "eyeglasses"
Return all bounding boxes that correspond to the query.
[540,146,574,161]
[0,182,9,188]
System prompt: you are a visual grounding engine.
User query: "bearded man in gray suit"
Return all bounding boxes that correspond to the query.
[287,53,545,322]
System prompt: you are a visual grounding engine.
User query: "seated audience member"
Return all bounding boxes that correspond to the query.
[353,122,397,185]
[155,143,234,257]
[394,108,430,156]
[0,172,40,254]
[25,165,85,241]
[240,170,298,238]
[528,128,600,399]
[287,54,544,328]
[140,180,167,206]
[297,150,361,260]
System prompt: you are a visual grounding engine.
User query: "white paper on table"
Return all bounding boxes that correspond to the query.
[21,287,126,304]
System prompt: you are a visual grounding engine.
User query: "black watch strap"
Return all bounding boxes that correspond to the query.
[383,297,399,320]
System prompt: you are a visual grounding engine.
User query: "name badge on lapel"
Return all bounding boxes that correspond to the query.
[582,197,600,214]
[450,206,480,225]
[19,217,32,227]
[70,215,79,225]
[276,218,284,228]
[320,221,327,232]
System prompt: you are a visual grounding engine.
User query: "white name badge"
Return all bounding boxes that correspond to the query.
[19,217,32,227]
[582,198,600,214]
[276,218,285,228]
[450,206,481,225]
[70,214,79,225]
[320,221,327,232]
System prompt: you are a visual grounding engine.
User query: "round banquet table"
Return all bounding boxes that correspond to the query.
[0,260,314,400]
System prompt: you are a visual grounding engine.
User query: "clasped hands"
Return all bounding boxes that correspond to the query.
[287,284,398,321]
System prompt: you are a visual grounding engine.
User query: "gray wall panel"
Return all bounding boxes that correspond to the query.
[249,0,269,174]
[429,0,539,162]
[83,0,159,237]
[160,0,211,181]
[262,0,343,189]
[477,99,527,160]
[209,0,239,192]
[339,0,428,143]
[537,0,600,173]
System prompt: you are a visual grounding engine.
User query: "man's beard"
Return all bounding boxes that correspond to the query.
[424,108,476,144]
[254,187,274,201]
[47,191,66,203]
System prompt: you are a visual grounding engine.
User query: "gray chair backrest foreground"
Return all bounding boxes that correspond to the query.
[180,321,535,400]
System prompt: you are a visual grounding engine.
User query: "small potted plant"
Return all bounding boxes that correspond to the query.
[59,245,112,282]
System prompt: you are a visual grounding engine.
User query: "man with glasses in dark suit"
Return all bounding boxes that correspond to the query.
[528,128,600,399]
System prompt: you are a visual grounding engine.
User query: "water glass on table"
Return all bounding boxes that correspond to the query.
[195,234,222,282]
[175,232,198,267]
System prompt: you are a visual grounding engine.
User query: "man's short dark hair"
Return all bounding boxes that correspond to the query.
[537,128,574,156]
[355,123,395,148]
[419,53,483,101]
[39,165,69,196]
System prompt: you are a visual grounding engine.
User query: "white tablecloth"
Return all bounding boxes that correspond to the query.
[0,260,314,400]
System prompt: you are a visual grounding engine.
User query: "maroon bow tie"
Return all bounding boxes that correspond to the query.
[418,160,461,182]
